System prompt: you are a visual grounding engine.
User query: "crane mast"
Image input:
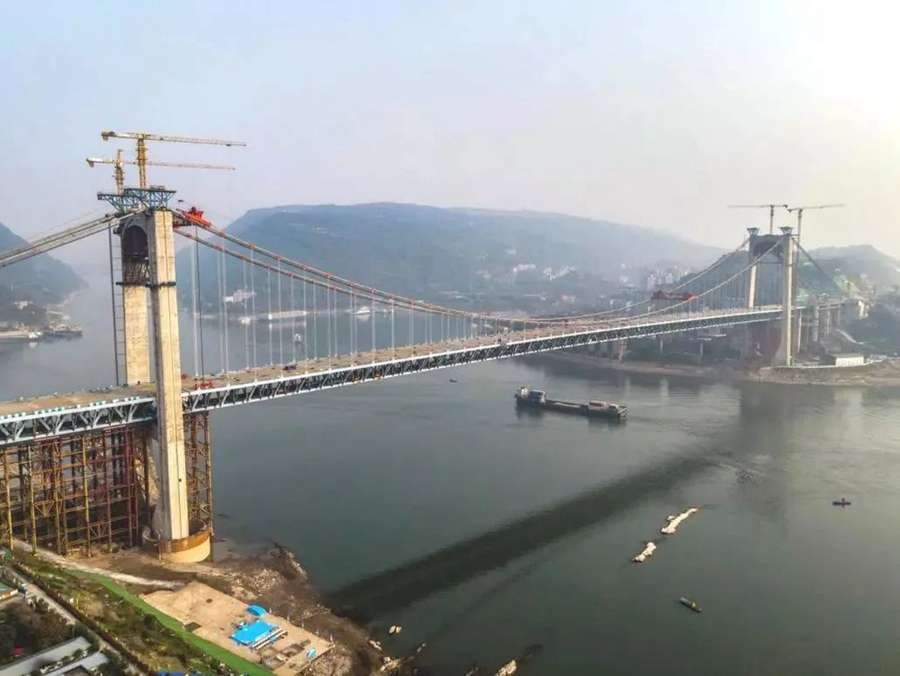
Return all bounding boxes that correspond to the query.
[786,204,843,248]
[727,203,789,235]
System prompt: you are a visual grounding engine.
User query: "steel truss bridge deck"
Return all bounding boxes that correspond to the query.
[0,306,783,445]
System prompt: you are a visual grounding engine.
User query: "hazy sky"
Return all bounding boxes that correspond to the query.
[2,1,898,265]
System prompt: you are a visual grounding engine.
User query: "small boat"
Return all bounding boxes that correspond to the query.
[679,597,702,613]
[832,498,851,507]
[449,378,458,383]
[495,661,517,676]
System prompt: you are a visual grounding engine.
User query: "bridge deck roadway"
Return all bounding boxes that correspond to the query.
[0,325,567,416]
[0,306,784,424]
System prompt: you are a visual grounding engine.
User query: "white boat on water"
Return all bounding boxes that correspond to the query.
[495,660,517,676]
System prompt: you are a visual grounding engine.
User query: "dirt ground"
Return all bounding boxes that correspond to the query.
[76,543,407,676]
[143,581,332,673]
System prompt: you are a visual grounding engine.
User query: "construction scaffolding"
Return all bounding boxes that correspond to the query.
[0,423,152,555]
[0,412,214,557]
[185,412,213,539]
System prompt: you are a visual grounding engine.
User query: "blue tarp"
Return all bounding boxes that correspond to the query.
[247,605,266,617]
[231,620,275,645]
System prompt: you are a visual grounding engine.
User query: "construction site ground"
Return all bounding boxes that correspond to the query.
[144,581,332,674]
[40,543,389,675]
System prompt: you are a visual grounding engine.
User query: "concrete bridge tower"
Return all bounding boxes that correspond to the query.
[773,226,795,366]
[92,131,242,561]
[145,208,192,547]
[102,187,211,563]
[746,227,760,309]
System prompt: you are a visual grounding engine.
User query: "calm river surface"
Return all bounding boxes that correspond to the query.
[3,284,900,675]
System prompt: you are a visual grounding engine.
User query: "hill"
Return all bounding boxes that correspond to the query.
[179,203,724,310]
[807,244,900,295]
[0,220,86,322]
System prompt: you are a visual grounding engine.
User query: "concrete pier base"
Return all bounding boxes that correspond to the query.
[143,526,211,563]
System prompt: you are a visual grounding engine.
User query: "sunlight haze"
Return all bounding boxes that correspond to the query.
[1,0,898,261]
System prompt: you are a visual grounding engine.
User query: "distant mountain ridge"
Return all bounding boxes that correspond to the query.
[808,244,900,293]
[181,202,725,307]
[0,220,85,306]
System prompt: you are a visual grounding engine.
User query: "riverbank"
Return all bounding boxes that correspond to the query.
[530,350,900,387]
[43,541,406,675]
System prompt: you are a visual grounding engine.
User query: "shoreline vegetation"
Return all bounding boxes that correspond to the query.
[526,351,900,387]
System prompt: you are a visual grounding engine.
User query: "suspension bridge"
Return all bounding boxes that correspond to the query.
[0,133,857,563]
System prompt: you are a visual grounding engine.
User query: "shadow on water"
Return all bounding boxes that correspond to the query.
[520,354,709,396]
[331,381,867,621]
[329,447,722,619]
[737,381,840,421]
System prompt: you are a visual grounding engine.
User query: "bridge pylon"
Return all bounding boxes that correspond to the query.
[145,209,192,540]
[773,226,795,366]
[746,227,760,308]
[100,187,211,563]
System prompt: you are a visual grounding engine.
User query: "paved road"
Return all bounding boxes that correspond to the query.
[8,565,141,674]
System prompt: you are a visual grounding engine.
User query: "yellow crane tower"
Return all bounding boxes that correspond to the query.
[86,149,237,194]
[98,130,246,189]
[727,203,790,235]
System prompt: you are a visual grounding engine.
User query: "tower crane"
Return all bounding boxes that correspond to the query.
[86,149,236,194]
[786,204,843,248]
[727,203,789,235]
[99,130,246,189]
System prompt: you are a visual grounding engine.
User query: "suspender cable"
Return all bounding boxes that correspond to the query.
[302,277,309,371]
[277,258,284,366]
[250,248,258,371]
[290,273,297,364]
[242,258,250,370]
[221,243,230,374]
[312,282,318,363]
[266,266,273,366]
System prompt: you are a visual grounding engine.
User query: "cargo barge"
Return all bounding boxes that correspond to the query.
[42,323,83,339]
[515,386,626,420]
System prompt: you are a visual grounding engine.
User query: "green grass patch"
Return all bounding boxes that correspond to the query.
[72,572,268,676]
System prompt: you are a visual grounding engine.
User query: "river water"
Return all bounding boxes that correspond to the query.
[4,283,900,675]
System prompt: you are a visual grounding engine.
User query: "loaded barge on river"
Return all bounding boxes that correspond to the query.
[515,386,627,420]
